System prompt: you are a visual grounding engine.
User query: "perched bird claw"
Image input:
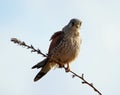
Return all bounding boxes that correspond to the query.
[65,67,70,72]
[64,63,70,72]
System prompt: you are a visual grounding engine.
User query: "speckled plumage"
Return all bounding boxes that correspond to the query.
[32,18,82,81]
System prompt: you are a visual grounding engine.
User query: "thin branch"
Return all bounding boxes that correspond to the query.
[70,71,102,95]
[11,38,47,57]
[11,38,103,95]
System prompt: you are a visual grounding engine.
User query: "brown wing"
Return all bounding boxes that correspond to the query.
[48,31,64,54]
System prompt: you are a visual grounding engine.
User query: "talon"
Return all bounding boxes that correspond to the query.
[65,63,70,72]
[65,67,70,72]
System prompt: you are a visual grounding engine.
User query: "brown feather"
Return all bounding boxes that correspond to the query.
[48,31,64,54]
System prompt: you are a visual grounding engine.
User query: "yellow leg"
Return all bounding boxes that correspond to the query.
[65,63,70,72]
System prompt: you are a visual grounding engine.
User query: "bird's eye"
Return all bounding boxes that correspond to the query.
[69,21,75,28]
[71,22,74,26]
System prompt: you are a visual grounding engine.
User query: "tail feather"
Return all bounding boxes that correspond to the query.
[34,72,46,82]
[33,62,54,82]
[32,59,47,69]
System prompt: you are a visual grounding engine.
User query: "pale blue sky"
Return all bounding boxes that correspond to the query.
[0,0,120,95]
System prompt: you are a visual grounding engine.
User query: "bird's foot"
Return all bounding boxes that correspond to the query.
[64,63,70,72]
[65,67,70,72]
[58,63,70,72]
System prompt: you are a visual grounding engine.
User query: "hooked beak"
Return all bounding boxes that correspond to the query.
[75,24,80,28]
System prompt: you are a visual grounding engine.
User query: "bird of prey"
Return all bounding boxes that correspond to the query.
[32,18,82,82]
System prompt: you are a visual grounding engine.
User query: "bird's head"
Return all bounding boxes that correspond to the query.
[63,18,82,32]
[68,18,82,30]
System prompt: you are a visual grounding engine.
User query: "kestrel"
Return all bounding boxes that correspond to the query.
[32,18,82,82]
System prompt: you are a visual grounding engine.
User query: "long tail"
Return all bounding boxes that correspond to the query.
[32,59,47,69]
[32,59,53,82]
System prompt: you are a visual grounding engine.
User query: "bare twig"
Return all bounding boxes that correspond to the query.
[70,71,102,95]
[11,38,47,57]
[11,38,102,95]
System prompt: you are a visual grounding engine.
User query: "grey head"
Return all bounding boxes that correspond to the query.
[68,18,82,28]
[63,18,82,32]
